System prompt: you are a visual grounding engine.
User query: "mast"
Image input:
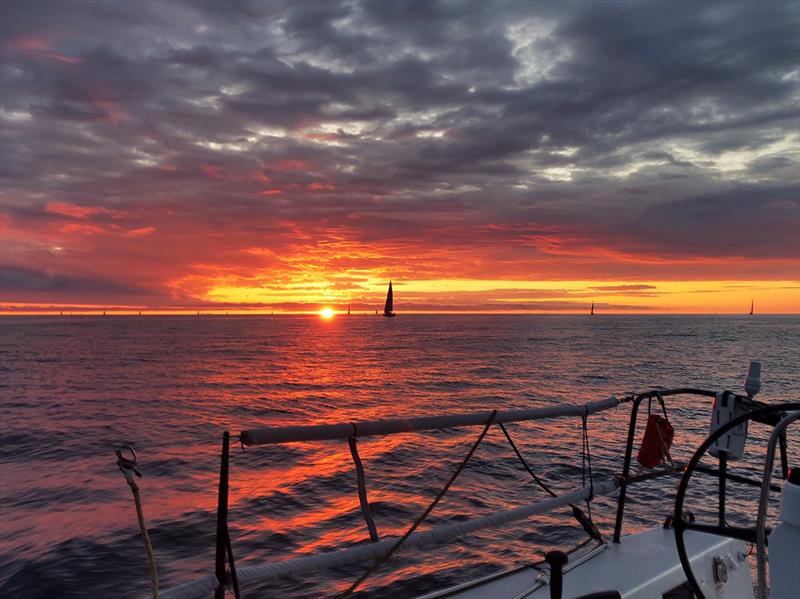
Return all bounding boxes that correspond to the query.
[590,301,594,315]
[347,305,351,316]
[749,299,754,315]
[383,280,395,317]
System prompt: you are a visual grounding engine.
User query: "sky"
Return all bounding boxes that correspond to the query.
[0,0,798,314]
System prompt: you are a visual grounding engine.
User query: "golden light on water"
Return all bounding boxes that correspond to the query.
[320,307,335,319]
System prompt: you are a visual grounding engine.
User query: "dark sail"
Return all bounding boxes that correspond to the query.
[590,302,594,315]
[383,281,395,317]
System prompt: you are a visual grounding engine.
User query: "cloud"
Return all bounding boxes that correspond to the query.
[0,265,154,298]
[0,0,798,308]
[590,285,657,292]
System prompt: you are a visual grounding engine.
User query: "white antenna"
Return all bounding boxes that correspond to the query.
[745,361,761,397]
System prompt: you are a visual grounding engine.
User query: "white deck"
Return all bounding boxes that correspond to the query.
[419,528,753,599]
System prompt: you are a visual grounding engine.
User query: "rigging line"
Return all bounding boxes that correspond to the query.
[340,410,498,598]
[500,421,603,542]
[582,413,596,525]
[498,423,556,498]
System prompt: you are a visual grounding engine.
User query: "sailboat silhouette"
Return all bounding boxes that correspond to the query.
[347,305,351,316]
[749,299,754,315]
[590,301,595,316]
[383,281,395,317]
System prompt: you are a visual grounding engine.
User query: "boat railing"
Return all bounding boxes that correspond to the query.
[612,388,789,543]
[153,389,789,599]
[157,396,624,599]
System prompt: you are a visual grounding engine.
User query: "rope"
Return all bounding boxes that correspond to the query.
[116,447,159,599]
[580,412,597,530]
[341,410,498,597]
[653,393,676,472]
[499,422,602,541]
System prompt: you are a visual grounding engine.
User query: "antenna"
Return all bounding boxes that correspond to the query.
[745,361,761,397]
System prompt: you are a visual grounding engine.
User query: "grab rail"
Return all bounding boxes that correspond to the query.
[240,396,621,446]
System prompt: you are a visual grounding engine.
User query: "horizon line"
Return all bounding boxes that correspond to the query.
[1,310,797,317]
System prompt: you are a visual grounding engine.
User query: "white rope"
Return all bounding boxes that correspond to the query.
[153,478,618,599]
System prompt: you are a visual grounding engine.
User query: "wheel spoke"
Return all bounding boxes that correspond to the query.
[694,464,782,492]
[679,521,768,545]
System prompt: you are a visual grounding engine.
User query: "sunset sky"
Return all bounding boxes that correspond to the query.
[1,0,798,314]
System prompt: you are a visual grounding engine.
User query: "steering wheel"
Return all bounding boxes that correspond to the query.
[673,402,800,598]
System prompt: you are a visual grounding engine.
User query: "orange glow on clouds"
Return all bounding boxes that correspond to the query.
[1,3,797,318]
[7,36,83,64]
[2,199,798,315]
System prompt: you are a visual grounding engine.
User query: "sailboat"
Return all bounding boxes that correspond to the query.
[749,299,754,315]
[347,305,351,316]
[383,281,395,317]
[590,301,595,315]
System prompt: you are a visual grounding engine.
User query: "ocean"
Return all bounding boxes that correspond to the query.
[1,315,798,598]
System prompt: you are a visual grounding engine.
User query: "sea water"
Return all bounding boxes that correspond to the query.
[1,315,798,598]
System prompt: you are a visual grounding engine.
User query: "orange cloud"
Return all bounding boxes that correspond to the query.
[10,37,50,51]
[59,223,105,235]
[202,165,222,178]
[41,51,83,64]
[308,182,336,191]
[46,201,125,219]
[124,227,156,237]
[303,132,341,142]
[7,36,83,64]
[47,202,99,219]
[275,159,310,171]
[91,98,127,125]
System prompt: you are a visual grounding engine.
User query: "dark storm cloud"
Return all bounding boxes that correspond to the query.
[1,0,798,303]
[1,265,152,297]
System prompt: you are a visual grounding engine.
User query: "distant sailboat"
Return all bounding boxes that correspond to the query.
[590,301,595,316]
[749,299,754,315]
[347,305,351,316]
[383,280,395,317]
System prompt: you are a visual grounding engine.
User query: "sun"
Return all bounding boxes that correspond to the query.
[320,307,335,319]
